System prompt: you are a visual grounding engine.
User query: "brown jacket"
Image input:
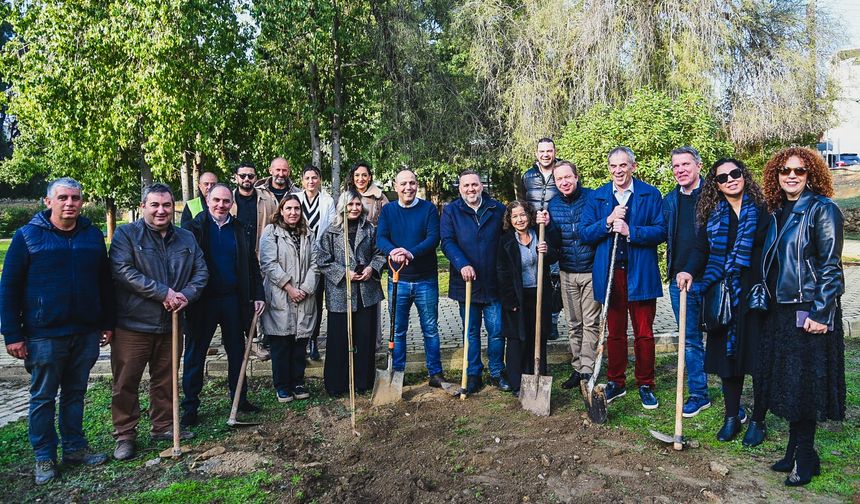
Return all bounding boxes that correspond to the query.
[360,184,389,226]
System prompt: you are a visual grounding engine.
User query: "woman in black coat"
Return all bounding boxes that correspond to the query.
[496,200,559,396]
[696,158,769,444]
[758,147,845,487]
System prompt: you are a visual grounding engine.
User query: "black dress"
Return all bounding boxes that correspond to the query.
[757,200,846,422]
[703,205,769,378]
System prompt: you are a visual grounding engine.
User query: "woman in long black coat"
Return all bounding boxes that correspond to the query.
[496,200,559,396]
[758,147,845,487]
[696,158,769,444]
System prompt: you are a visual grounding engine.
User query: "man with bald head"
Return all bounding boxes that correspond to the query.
[181,184,265,426]
[181,172,218,227]
[257,157,298,203]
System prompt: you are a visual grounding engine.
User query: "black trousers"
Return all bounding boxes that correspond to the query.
[506,287,548,391]
[270,335,307,392]
[324,303,378,395]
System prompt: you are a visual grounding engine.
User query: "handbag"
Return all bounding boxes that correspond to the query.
[747,283,769,311]
[550,274,564,313]
[701,278,732,331]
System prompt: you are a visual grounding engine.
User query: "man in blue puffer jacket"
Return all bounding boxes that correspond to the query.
[0,177,114,485]
[541,161,600,391]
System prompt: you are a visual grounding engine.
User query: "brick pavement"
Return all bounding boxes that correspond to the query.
[3,265,860,427]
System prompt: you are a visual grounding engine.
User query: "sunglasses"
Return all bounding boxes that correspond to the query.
[237,173,257,180]
[715,168,743,184]
[777,166,808,177]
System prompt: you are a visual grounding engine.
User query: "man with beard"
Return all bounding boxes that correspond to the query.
[257,157,298,203]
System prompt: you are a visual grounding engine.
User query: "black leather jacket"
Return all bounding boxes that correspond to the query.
[762,189,844,326]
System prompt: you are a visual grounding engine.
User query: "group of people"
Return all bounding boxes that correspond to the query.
[1,142,846,489]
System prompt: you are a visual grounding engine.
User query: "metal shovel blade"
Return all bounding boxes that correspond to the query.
[227,417,261,427]
[371,368,404,407]
[159,446,191,458]
[441,380,465,397]
[580,380,608,424]
[649,429,686,449]
[520,374,553,416]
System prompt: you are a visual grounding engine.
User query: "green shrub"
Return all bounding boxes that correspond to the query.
[0,200,107,237]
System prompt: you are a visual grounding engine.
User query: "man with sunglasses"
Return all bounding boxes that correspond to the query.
[661,146,711,418]
[231,163,278,362]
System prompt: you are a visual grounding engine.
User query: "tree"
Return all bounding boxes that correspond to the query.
[555,88,734,194]
[455,0,841,166]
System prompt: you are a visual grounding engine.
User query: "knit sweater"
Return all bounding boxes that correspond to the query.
[376,199,440,281]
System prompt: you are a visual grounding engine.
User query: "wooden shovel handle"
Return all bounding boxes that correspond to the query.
[673,289,687,451]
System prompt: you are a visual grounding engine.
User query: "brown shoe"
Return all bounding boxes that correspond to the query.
[151,429,195,442]
[113,440,136,461]
[251,341,271,361]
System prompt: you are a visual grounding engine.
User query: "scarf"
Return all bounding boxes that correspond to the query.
[701,194,758,357]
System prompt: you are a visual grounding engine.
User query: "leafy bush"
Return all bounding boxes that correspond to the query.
[556,88,735,194]
[0,200,107,237]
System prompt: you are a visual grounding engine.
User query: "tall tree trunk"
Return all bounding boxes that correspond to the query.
[139,152,152,192]
[330,0,344,197]
[180,150,191,202]
[309,62,323,172]
[105,197,116,242]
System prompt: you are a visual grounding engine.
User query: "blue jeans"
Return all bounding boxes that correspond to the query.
[24,333,100,462]
[388,278,443,376]
[669,282,709,399]
[457,300,504,378]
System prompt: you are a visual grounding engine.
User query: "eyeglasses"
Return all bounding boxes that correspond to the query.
[715,168,743,184]
[237,173,256,180]
[777,166,808,177]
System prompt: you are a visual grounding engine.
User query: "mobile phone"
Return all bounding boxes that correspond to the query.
[795,311,834,331]
[354,264,365,274]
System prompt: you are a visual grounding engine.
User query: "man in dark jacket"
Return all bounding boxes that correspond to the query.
[0,177,113,484]
[520,137,561,339]
[581,147,666,410]
[181,184,265,426]
[109,183,209,460]
[661,146,711,418]
[541,161,600,390]
[441,170,510,393]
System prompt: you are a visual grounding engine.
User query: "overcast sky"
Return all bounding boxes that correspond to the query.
[824,0,860,49]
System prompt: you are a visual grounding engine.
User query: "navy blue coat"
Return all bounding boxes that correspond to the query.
[546,183,595,273]
[580,179,666,303]
[440,196,505,304]
[0,211,113,345]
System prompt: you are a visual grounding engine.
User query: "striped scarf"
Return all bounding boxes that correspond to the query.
[302,193,320,232]
[701,194,758,357]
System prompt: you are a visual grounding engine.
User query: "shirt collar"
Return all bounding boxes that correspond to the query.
[210,214,231,228]
[398,197,421,208]
[679,177,701,196]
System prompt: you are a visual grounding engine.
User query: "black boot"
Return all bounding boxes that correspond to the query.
[717,416,742,442]
[742,420,767,447]
[785,420,820,486]
[772,422,798,472]
[561,370,582,390]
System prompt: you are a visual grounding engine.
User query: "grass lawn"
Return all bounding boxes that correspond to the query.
[0,239,9,273]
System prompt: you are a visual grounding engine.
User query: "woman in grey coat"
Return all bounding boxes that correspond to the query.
[315,189,386,396]
[259,195,318,402]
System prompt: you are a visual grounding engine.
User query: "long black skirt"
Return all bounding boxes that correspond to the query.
[704,307,762,378]
[324,304,379,396]
[757,303,845,422]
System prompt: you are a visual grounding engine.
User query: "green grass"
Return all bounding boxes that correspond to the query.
[0,239,10,274]
[0,376,333,503]
[834,195,860,210]
[543,338,860,498]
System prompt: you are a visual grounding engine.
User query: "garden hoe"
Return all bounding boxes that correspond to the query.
[227,311,262,428]
[160,310,191,458]
[520,222,553,416]
[445,280,472,398]
[580,232,620,424]
[371,259,405,406]
[649,288,688,451]
[343,209,360,437]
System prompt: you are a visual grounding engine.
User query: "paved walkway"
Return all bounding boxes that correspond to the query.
[3,264,860,428]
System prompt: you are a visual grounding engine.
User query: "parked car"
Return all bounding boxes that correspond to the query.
[836,153,860,167]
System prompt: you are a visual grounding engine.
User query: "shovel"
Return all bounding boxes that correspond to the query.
[521,222,553,416]
[227,311,262,427]
[445,280,472,398]
[343,212,359,437]
[650,288,688,450]
[160,310,191,458]
[371,259,406,406]
[580,232,620,424]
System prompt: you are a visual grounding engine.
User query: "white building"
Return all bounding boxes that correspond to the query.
[822,48,860,163]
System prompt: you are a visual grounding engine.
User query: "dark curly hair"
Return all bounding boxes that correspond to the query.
[697,158,764,226]
[503,200,536,231]
[762,147,833,213]
[269,194,308,235]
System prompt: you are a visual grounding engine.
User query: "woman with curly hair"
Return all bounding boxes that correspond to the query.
[759,147,845,486]
[696,158,770,444]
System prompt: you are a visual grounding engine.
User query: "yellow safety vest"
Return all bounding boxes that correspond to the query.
[187,197,204,217]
